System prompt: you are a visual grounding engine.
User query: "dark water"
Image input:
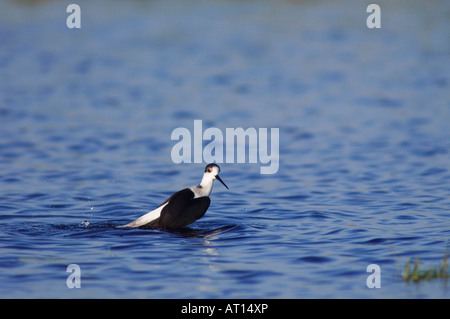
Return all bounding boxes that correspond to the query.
[0,0,449,298]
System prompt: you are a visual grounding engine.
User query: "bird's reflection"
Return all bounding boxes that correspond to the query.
[166,224,240,239]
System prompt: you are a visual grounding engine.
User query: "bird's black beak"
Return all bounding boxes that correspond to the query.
[216,175,229,189]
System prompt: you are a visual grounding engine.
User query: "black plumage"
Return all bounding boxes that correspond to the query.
[142,188,211,229]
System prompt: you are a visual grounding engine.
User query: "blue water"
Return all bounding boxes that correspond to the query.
[0,0,449,298]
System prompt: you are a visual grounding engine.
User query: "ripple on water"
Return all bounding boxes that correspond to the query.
[298,256,334,264]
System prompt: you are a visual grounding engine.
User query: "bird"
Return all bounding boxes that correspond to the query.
[118,163,228,229]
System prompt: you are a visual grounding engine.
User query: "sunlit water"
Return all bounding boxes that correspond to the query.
[0,0,449,298]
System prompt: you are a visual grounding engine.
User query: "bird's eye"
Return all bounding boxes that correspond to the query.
[207,168,212,172]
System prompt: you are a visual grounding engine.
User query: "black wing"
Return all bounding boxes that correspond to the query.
[158,188,210,229]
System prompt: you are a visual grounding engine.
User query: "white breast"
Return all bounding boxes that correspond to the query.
[190,185,211,198]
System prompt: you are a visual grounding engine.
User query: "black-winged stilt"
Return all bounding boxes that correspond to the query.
[118,163,228,229]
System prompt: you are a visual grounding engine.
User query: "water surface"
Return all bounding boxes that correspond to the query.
[0,0,449,298]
